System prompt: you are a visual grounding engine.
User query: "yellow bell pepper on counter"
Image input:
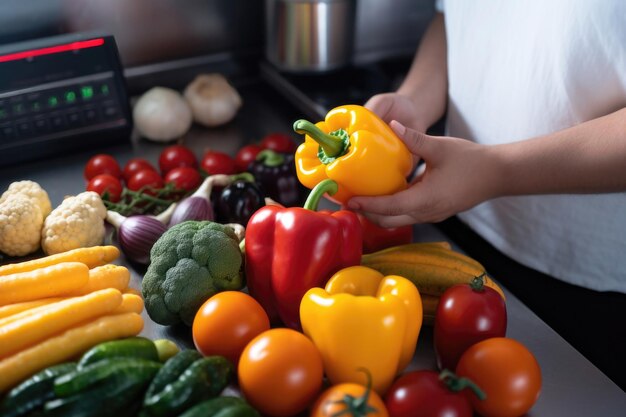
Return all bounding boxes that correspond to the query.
[293,105,413,204]
[300,265,423,394]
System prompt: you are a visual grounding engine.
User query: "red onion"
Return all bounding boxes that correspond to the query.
[106,204,175,264]
[169,174,233,227]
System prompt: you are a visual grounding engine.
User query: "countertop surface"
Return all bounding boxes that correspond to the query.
[1,79,624,416]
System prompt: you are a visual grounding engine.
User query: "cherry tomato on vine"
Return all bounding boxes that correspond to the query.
[238,328,324,417]
[434,276,507,371]
[158,145,197,175]
[86,174,123,202]
[235,144,263,172]
[456,337,542,417]
[123,158,157,183]
[192,291,269,365]
[201,151,236,175]
[260,133,296,153]
[84,154,122,180]
[127,169,164,195]
[164,167,202,192]
[312,381,388,417]
[384,370,479,417]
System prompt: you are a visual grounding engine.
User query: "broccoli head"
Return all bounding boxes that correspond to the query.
[142,221,244,326]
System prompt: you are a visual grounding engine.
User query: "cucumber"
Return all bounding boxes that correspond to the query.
[55,358,162,397]
[0,363,76,417]
[178,397,259,417]
[144,350,202,399]
[44,361,160,417]
[141,356,233,417]
[213,404,261,417]
[78,337,159,369]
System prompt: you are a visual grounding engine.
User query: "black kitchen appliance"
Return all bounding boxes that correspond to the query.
[0,33,131,166]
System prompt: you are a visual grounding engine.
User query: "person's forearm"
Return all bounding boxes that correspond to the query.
[397,13,448,131]
[492,107,626,196]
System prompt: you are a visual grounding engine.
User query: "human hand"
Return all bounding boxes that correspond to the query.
[347,121,502,226]
[365,93,428,133]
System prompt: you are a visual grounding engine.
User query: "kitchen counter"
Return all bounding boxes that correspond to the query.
[1,78,624,416]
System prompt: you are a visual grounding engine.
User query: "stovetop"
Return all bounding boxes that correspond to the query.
[261,58,412,120]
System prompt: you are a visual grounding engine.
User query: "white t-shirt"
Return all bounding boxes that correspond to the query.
[436,0,626,292]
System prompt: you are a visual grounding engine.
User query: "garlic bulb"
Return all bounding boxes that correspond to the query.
[133,87,193,142]
[184,74,242,127]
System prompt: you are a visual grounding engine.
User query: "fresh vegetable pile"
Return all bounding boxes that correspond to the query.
[0,104,544,417]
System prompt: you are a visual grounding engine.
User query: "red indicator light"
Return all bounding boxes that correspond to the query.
[0,38,105,63]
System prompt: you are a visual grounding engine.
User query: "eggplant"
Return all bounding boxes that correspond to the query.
[214,179,265,226]
[247,150,307,207]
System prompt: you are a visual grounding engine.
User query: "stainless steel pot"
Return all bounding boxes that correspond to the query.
[265,0,356,73]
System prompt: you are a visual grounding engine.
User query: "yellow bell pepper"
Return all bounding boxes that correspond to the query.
[300,265,422,394]
[293,105,413,204]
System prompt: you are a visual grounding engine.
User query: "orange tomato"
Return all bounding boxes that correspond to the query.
[192,291,270,365]
[456,337,542,417]
[311,382,389,417]
[238,328,324,417]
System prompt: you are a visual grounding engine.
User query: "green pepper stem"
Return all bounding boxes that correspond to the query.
[440,369,487,401]
[293,119,344,157]
[230,172,255,183]
[303,179,338,211]
[256,149,285,167]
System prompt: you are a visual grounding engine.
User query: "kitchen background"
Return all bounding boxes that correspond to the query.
[0,0,434,72]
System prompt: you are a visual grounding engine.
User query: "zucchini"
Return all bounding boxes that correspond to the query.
[144,350,202,399]
[0,363,76,417]
[78,337,159,369]
[178,397,259,417]
[55,358,161,397]
[141,356,233,417]
[44,361,160,417]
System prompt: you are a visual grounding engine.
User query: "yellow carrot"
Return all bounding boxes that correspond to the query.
[0,298,64,320]
[0,312,143,392]
[122,287,142,297]
[111,293,144,315]
[63,265,130,297]
[0,263,89,306]
[0,288,123,358]
[0,300,67,328]
[0,246,120,276]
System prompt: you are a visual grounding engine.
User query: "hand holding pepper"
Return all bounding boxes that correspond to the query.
[293,105,413,204]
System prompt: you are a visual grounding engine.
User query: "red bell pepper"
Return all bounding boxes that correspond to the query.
[245,179,362,329]
[356,213,413,254]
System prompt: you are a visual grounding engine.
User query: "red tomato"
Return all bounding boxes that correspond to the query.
[456,338,542,417]
[238,328,324,417]
[201,151,236,175]
[384,371,474,417]
[158,145,197,175]
[434,277,507,371]
[260,133,296,153]
[235,144,263,172]
[127,169,164,195]
[123,158,157,183]
[164,167,202,192]
[192,291,270,365]
[312,382,388,417]
[86,174,123,202]
[84,154,122,180]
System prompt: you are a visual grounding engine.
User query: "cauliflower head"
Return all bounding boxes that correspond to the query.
[0,194,44,257]
[41,191,107,255]
[142,221,244,326]
[0,180,51,217]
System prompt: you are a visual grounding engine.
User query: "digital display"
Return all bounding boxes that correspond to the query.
[0,33,132,167]
[0,38,115,94]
